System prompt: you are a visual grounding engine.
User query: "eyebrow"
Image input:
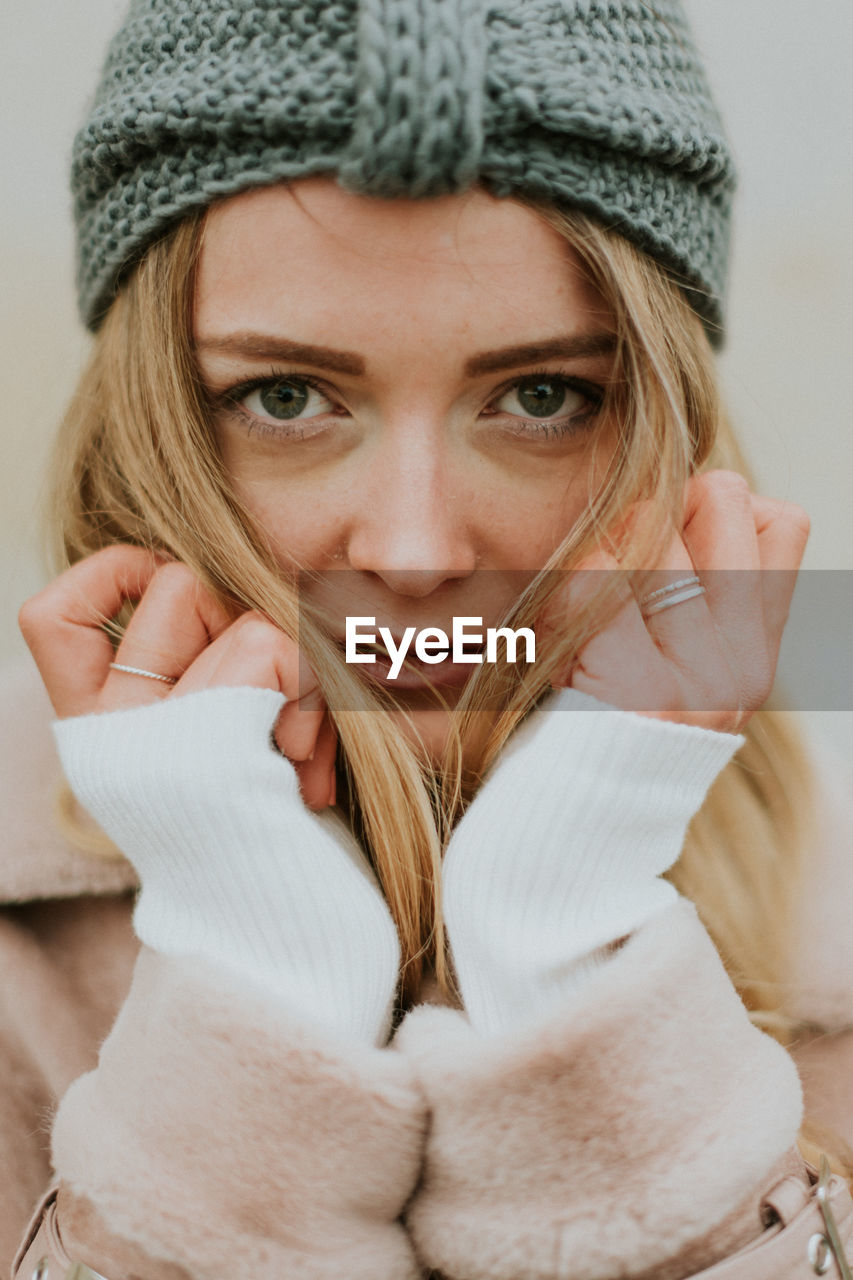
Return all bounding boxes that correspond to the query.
[195,333,366,375]
[463,333,617,375]
[194,330,617,378]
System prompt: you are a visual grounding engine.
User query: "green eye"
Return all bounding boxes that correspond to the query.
[258,380,311,419]
[488,373,603,439]
[515,378,568,418]
[495,375,593,422]
[239,377,335,424]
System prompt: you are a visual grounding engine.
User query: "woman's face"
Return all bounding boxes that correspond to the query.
[195,177,617,752]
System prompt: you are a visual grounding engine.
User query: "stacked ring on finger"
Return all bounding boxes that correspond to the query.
[639,575,707,617]
[109,661,178,685]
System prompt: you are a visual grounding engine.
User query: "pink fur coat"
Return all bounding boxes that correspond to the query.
[2,655,852,1280]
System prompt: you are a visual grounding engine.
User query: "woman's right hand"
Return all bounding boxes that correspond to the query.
[18,544,338,810]
[21,544,401,1045]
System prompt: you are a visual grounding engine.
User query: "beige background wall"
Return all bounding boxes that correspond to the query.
[2,2,852,741]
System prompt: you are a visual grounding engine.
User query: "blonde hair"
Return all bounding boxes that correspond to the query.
[50,200,849,1176]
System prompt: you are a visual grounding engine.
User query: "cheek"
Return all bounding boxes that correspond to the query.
[478,442,614,565]
[226,464,348,569]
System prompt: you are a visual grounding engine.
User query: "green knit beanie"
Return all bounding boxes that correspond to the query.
[72,0,736,342]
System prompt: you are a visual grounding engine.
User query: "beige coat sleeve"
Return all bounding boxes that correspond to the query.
[47,947,427,1280]
[396,899,806,1280]
[18,902,853,1280]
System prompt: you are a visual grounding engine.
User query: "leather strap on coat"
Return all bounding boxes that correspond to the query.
[688,1158,853,1279]
[11,1185,105,1280]
[12,1163,853,1280]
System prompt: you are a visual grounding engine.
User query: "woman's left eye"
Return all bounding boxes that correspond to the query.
[239,378,336,423]
[490,375,602,435]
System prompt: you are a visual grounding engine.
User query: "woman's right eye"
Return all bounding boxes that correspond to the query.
[238,377,337,424]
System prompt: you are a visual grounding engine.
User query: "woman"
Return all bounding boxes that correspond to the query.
[5,1,853,1277]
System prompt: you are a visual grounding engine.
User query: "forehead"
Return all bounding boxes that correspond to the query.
[194,177,611,348]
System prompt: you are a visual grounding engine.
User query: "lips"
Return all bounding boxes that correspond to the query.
[368,653,479,689]
[333,636,484,690]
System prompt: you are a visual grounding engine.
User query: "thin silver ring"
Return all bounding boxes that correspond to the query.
[109,662,178,685]
[641,583,707,616]
[639,575,701,608]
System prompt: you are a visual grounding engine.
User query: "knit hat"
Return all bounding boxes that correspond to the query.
[72,0,736,342]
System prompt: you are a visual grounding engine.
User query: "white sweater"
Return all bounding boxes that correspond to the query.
[53,685,742,1044]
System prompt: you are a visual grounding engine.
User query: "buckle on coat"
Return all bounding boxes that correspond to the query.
[26,1263,109,1280]
[808,1154,853,1278]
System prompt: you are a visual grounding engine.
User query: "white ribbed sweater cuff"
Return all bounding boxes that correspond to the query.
[443,688,743,1035]
[53,687,400,1046]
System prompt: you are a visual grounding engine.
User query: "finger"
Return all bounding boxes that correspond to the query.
[103,562,234,709]
[682,477,809,703]
[543,548,674,711]
[587,504,740,721]
[680,471,765,653]
[634,522,717,664]
[18,546,162,717]
[609,499,721,674]
[750,493,810,650]
[537,548,634,685]
[635,523,748,721]
[291,712,338,811]
[273,687,329,763]
[681,471,760,570]
[174,611,321,704]
[751,495,810,566]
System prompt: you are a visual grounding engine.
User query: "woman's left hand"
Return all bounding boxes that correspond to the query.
[540,470,810,733]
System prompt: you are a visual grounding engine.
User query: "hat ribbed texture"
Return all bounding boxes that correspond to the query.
[340,0,487,194]
[72,0,736,341]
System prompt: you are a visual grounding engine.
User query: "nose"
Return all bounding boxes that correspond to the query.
[345,425,478,597]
